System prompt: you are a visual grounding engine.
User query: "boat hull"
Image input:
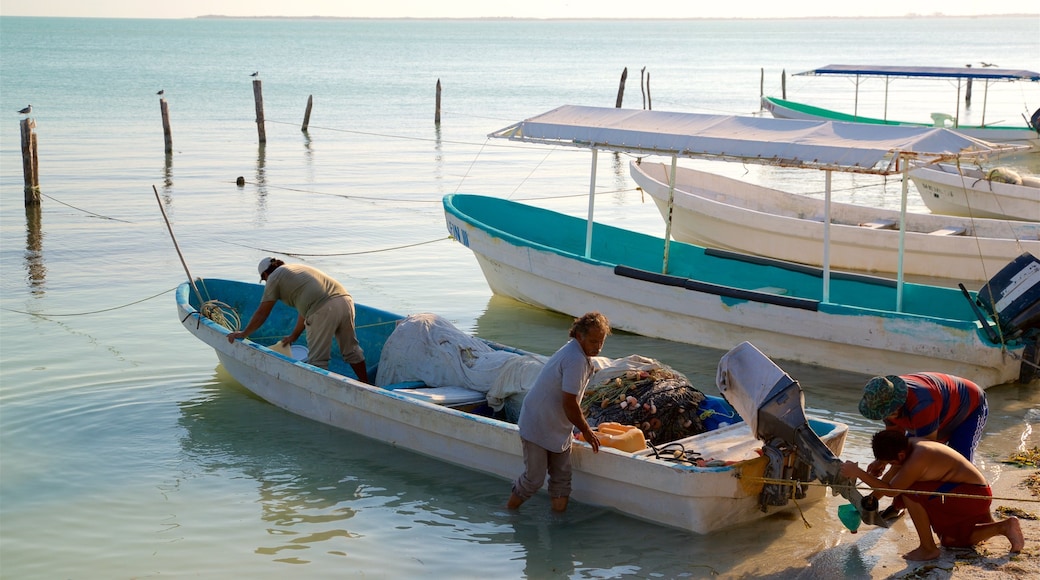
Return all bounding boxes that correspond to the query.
[762,96,1040,149]
[177,280,846,534]
[910,163,1040,222]
[444,194,1027,387]
[631,160,1040,282]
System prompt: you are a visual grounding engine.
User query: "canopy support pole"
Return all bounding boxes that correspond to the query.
[584,148,598,259]
[854,74,861,118]
[897,157,908,312]
[982,80,990,126]
[662,155,678,274]
[883,77,890,120]
[954,79,962,128]
[823,170,832,303]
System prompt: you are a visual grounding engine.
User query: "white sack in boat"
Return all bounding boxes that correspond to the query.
[375,313,547,411]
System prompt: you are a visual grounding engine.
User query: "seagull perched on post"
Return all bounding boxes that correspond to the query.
[17,104,32,115]
[157,89,164,96]
[250,71,259,78]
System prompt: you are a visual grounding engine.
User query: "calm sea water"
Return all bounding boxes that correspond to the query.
[2,15,1039,579]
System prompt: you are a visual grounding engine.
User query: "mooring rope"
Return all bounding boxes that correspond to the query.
[743,475,1040,504]
[2,286,177,317]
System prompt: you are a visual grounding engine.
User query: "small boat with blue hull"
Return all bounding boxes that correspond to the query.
[177,278,860,534]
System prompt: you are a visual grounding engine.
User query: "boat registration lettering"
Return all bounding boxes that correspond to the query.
[447,222,470,247]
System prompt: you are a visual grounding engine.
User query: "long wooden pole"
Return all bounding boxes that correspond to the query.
[253,79,266,143]
[160,97,173,153]
[20,118,40,205]
[435,79,442,124]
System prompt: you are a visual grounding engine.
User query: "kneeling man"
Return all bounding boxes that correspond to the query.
[841,430,1023,561]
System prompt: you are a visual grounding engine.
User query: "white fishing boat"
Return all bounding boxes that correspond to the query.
[909,162,1040,222]
[176,278,866,534]
[444,105,1040,387]
[630,160,1040,281]
[760,64,1040,149]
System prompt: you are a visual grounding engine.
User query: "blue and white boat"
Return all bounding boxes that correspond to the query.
[761,64,1040,148]
[176,278,859,534]
[444,105,1040,387]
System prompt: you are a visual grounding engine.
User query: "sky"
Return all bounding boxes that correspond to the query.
[1,0,1038,19]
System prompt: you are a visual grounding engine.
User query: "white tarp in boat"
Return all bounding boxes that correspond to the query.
[375,313,546,411]
[490,105,1020,173]
[715,342,791,438]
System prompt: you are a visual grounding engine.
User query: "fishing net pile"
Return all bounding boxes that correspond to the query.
[582,355,708,444]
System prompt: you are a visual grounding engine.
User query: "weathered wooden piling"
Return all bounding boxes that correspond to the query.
[645,71,652,110]
[20,118,40,205]
[435,79,442,124]
[302,95,313,131]
[781,69,787,100]
[253,79,266,143]
[160,97,173,153]
[615,67,627,108]
[965,64,973,108]
[641,67,646,109]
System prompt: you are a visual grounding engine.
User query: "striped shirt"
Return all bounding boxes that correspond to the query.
[884,373,985,442]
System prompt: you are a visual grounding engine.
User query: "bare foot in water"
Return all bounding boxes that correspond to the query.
[903,546,941,561]
[1006,516,1025,553]
[507,493,524,510]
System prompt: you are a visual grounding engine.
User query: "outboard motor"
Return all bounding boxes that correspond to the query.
[963,252,1040,383]
[717,342,886,527]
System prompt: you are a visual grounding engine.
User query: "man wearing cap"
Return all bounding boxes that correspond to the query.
[227,258,369,383]
[858,373,987,464]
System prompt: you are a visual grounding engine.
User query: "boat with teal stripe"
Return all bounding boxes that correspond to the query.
[761,64,1040,148]
[444,192,1038,388]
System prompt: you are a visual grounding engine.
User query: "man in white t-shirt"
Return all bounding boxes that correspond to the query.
[507,312,610,512]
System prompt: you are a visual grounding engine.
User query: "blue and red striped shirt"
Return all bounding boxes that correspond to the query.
[884,373,985,442]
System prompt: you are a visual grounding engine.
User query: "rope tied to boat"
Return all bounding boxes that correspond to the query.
[739,475,1040,504]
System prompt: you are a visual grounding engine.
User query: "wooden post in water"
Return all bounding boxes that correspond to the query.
[435,79,442,124]
[964,64,973,108]
[20,118,40,205]
[302,95,313,131]
[781,69,787,100]
[759,68,764,106]
[640,67,646,109]
[253,79,266,143]
[615,67,627,108]
[159,96,173,153]
[645,71,652,110]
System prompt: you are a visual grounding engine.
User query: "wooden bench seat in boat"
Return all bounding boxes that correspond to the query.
[929,226,967,236]
[858,218,898,229]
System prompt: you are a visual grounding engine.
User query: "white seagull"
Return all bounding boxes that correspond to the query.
[18,104,32,115]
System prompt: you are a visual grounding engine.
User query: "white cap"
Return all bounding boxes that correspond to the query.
[257,257,275,280]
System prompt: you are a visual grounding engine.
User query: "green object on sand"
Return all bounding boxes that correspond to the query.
[838,503,861,533]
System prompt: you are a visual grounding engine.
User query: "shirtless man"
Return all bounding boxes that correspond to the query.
[840,430,1024,561]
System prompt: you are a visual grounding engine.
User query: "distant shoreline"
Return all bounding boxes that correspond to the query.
[3,14,1035,21]
[192,14,1037,21]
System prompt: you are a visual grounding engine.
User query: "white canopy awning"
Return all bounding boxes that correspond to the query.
[489,105,1024,174]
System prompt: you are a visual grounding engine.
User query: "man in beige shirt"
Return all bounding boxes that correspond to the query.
[227,258,368,383]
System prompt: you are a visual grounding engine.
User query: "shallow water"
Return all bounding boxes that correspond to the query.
[2,15,1039,579]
